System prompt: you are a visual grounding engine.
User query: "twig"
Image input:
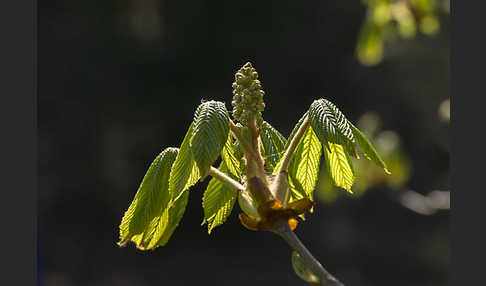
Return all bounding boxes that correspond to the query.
[272,115,310,201]
[229,119,257,159]
[273,219,344,286]
[208,166,245,192]
[276,115,310,174]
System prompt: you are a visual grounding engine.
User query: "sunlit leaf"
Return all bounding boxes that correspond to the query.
[153,191,190,248]
[190,101,230,176]
[169,124,201,200]
[350,123,391,174]
[202,163,238,234]
[118,147,180,250]
[323,142,355,193]
[221,133,242,179]
[288,125,322,199]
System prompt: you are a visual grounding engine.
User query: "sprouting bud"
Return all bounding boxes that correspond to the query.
[238,190,261,220]
[231,62,266,126]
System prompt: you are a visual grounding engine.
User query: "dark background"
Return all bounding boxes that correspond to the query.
[38,1,450,285]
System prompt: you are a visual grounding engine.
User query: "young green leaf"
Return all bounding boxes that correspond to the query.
[288,125,322,198]
[309,99,354,150]
[221,133,242,179]
[169,124,201,200]
[152,191,190,248]
[118,147,179,249]
[323,142,355,193]
[190,101,230,176]
[261,121,287,171]
[350,123,391,174]
[202,163,238,234]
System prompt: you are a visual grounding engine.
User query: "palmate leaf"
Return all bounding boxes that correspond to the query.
[169,124,201,200]
[350,123,391,174]
[202,162,238,234]
[288,125,322,199]
[309,99,354,152]
[323,142,355,193]
[261,121,287,172]
[118,147,189,250]
[221,133,242,179]
[190,101,230,177]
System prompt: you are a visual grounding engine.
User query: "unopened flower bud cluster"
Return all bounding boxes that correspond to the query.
[231,62,265,126]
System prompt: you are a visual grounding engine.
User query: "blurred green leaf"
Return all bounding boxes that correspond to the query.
[190,101,230,176]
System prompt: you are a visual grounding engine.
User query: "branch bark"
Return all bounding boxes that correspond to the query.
[273,219,344,286]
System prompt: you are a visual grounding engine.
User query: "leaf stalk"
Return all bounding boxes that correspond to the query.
[208,166,245,192]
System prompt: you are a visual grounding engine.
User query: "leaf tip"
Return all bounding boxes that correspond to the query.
[117,240,128,248]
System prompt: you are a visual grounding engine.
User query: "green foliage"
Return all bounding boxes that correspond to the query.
[318,112,411,203]
[202,163,238,234]
[273,112,308,175]
[190,100,230,177]
[118,63,391,270]
[323,142,355,193]
[169,124,200,200]
[350,123,391,174]
[118,148,188,250]
[309,99,354,151]
[356,0,447,66]
[221,133,243,179]
[288,125,322,199]
[260,121,287,172]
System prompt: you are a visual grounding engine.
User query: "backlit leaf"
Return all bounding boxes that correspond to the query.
[323,142,355,193]
[350,123,391,174]
[221,133,242,179]
[118,147,179,250]
[202,163,238,234]
[288,125,322,198]
[169,124,201,200]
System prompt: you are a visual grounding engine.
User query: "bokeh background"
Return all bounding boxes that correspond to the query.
[38,0,450,285]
